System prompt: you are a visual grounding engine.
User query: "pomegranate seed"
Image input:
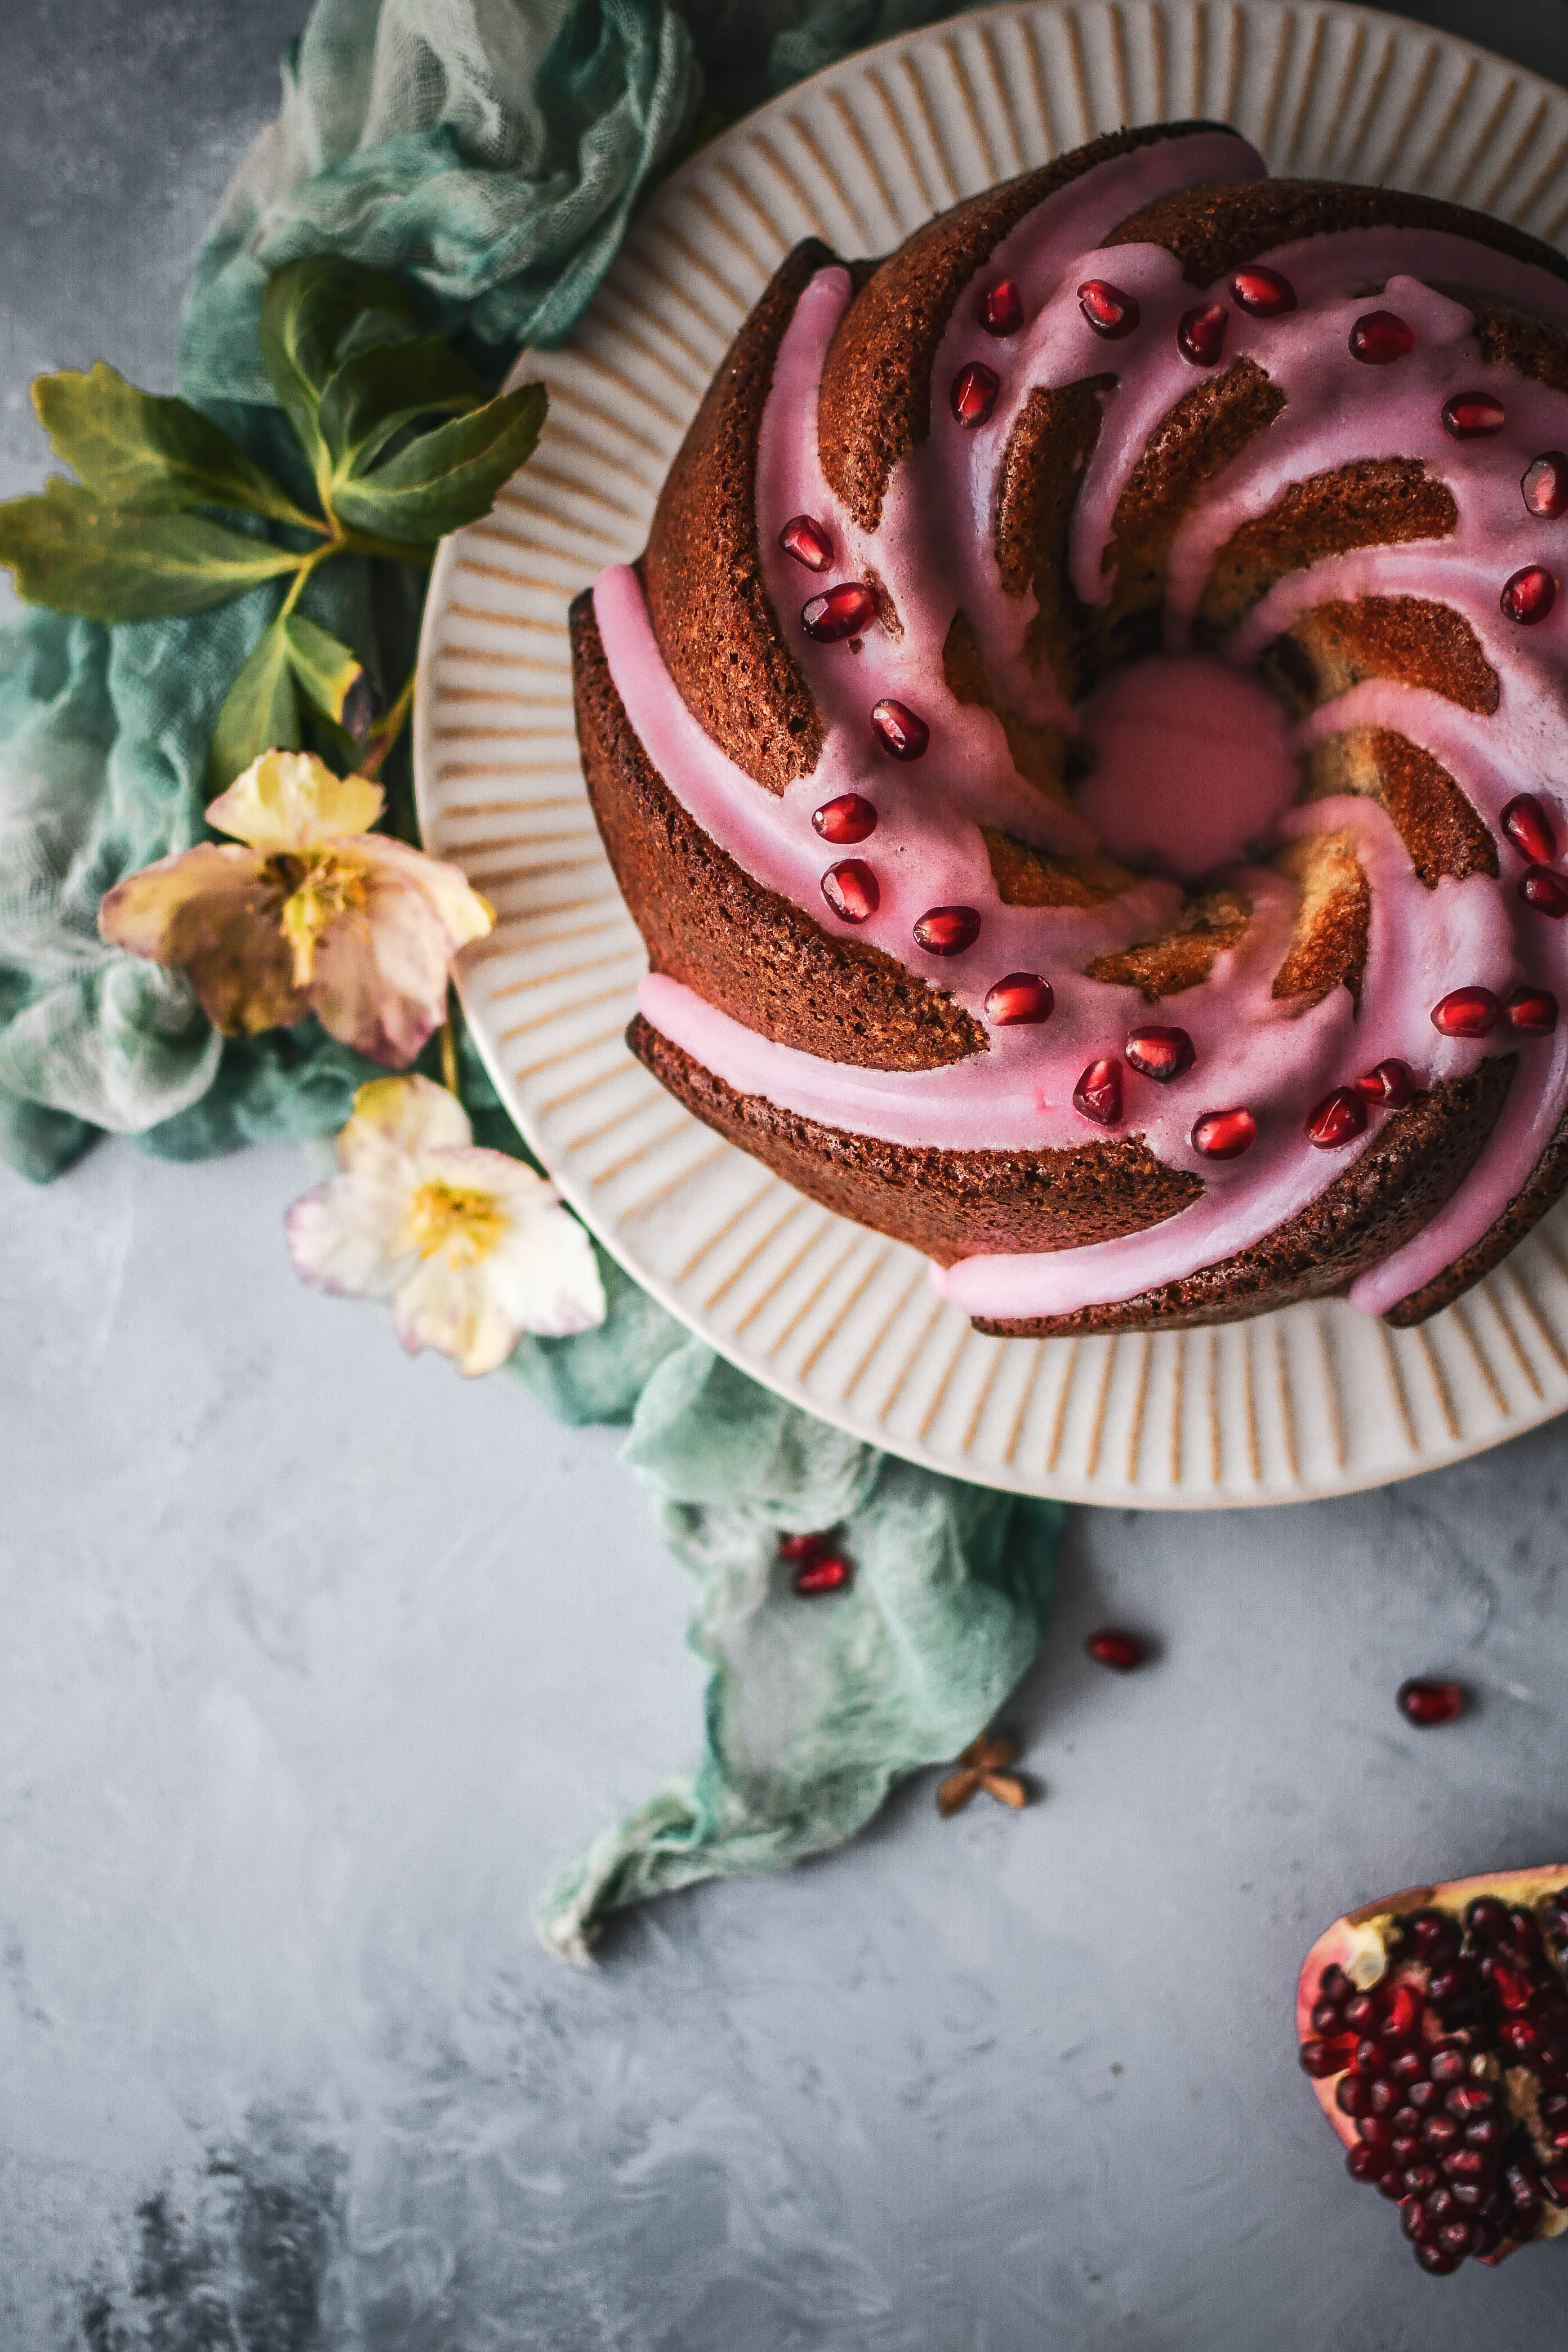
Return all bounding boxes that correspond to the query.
[1398,1678,1466,1726]
[1490,1964,1534,2012]
[985,973,1054,1026]
[1502,564,1557,624]
[1305,1086,1368,1148]
[779,514,832,571]
[1312,1996,1346,2034]
[794,1552,852,1594]
[1390,2050,1428,2083]
[1431,987,1499,1036]
[1520,864,1568,916]
[1361,2039,1393,2076]
[1073,1057,1122,1125]
[1414,2245,1462,2275]
[1392,2140,1425,2173]
[1320,1965,1353,1998]
[1468,1897,1509,1943]
[1358,2114,1395,2148]
[821,859,879,923]
[1442,393,1506,439]
[1086,1628,1144,1671]
[1424,2114,1462,2151]
[1348,2142,1390,2182]
[1191,1106,1256,1159]
[779,1530,832,1560]
[1446,2084,1496,2119]
[1523,451,1568,518]
[1300,2038,1344,2077]
[1230,266,1297,316]
[1371,2078,1400,2115]
[1428,2047,1469,2084]
[1508,985,1558,1034]
[870,698,929,760]
[1402,2197,1437,2243]
[1408,2080,1441,2114]
[813,793,877,845]
[1437,2220,1476,2259]
[1404,2164,1441,2197]
[1501,794,1557,862]
[979,279,1023,336]
[913,904,980,957]
[1177,302,1228,366]
[1077,279,1140,338]
[1500,2019,1544,2057]
[1543,2167,1568,2207]
[1356,1059,1415,1108]
[1383,1985,1424,2041]
[950,362,1000,427]
[1351,310,1416,363]
[803,581,877,641]
[1124,1026,1195,1081]
[1467,2118,1510,2152]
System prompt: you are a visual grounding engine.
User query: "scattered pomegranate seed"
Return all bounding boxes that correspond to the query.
[984,973,1054,1025]
[1431,987,1500,1036]
[913,904,980,956]
[802,581,877,641]
[1230,265,1297,316]
[1086,1628,1145,1671]
[979,278,1024,336]
[1073,1057,1122,1125]
[1524,452,1568,518]
[1522,866,1568,917]
[778,514,832,571]
[1124,1025,1195,1080]
[1507,986,1558,1034]
[794,1552,852,1595]
[1502,793,1558,863]
[779,1530,832,1560]
[870,698,929,760]
[1077,279,1141,338]
[1305,1086,1369,1148]
[1177,302,1228,366]
[1191,1106,1257,1159]
[950,362,1000,427]
[1502,565,1557,624]
[1351,310,1416,364]
[813,792,877,845]
[1398,1678,1466,1726]
[821,859,879,923]
[1356,1059,1415,1107]
[1442,393,1506,439]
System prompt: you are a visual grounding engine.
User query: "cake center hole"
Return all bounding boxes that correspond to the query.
[1074,652,1299,884]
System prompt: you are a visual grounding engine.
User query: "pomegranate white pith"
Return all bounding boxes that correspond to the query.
[1298,1866,1568,2274]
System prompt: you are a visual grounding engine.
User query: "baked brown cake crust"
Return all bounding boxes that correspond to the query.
[975,1059,1516,1336]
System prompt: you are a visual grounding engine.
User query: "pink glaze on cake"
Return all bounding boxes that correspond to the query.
[594,133,1568,1326]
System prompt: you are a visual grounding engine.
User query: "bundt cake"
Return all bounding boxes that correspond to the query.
[570,120,1568,1338]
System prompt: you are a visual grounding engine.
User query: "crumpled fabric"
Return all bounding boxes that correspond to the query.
[0,0,1061,1950]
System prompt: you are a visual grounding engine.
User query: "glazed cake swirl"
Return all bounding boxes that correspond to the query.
[571,122,1568,1337]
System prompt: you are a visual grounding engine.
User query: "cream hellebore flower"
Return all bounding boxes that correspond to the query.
[286,1074,606,1374]
[99,750,493,1066]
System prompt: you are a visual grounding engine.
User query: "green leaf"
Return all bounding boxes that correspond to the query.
[331,382,548,545]
[283,612,363,725]
[318,336,485,482]
[33,364,314,527]
[206,612,366,791]
[208,614,301,791]
[0,478,301,620]
[260,257,423,492]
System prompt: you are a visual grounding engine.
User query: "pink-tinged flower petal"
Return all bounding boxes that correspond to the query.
[208,750,383,851]
[285,1172,410,1300]
[483,1193,607,1340]
[338,1074,471,1173]
[307,861,472,1066]
[389,1252,522,1375]
[357,835,493,953]
[99,842,306,1035]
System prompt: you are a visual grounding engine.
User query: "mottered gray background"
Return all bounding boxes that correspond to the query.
[6,1,1568,2344]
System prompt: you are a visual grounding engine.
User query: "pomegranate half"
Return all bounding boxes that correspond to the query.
[1298,1866,1568,2274]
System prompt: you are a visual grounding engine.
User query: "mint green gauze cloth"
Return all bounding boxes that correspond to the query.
[0,0,1062,1954]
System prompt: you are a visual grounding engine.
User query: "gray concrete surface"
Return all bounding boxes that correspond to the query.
[6,3,1568,2346]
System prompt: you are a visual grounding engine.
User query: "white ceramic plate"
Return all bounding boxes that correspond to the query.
[415,0,1568,1507]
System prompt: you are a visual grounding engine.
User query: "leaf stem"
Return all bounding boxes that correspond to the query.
[360,663,416,780]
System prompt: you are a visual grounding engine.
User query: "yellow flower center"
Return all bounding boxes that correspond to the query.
[275,850,369,985]
[401,1179,508,1267]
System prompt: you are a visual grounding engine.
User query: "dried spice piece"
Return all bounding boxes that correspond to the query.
[937,1731,1028,1816]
